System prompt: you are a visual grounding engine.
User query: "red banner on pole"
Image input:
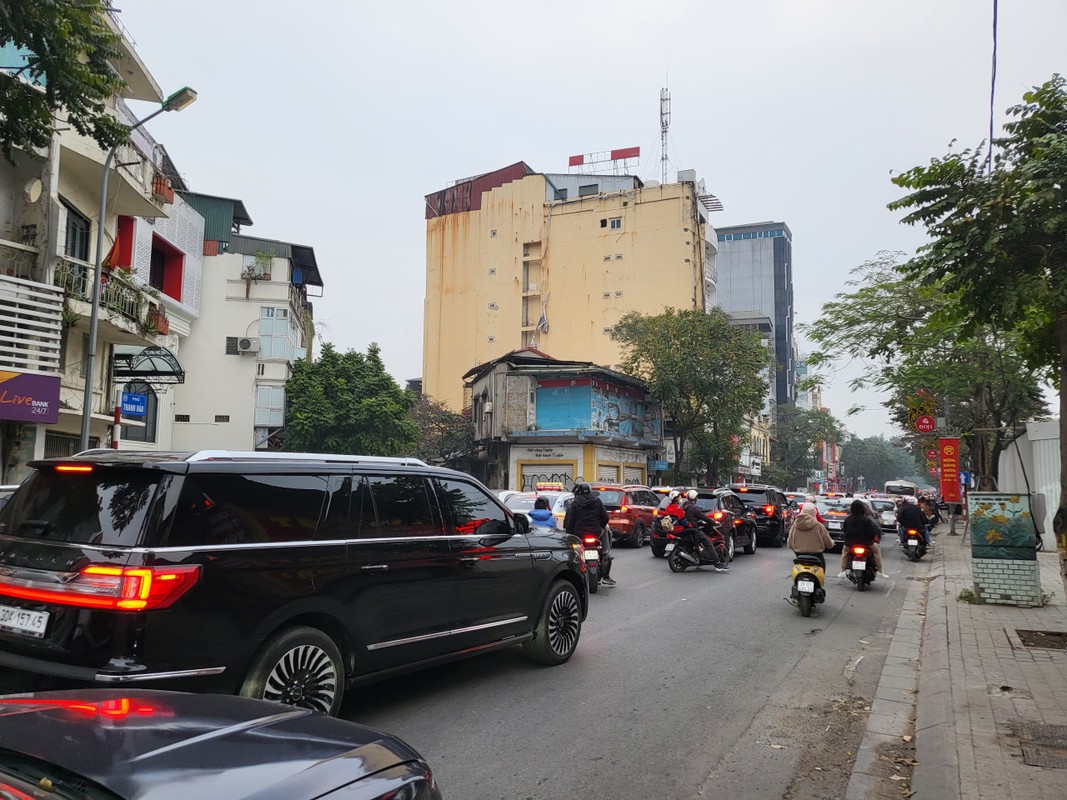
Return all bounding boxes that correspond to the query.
[939,437,961,503]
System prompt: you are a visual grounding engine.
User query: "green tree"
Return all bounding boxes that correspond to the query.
[774,404,844,490]
[405,396,472,466]
[284,343,417,455]
[610,307,771,484]
[802,252,1047,484]
[889,75,1066,534]
[840,436,921,491]
[0,1,129,164]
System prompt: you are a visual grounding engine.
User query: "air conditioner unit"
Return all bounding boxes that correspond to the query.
[237,337,260,354]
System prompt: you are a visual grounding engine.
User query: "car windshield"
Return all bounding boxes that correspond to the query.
[593,490,624,507]
[0,467,162,547]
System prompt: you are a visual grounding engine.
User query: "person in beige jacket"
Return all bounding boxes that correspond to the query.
[787,502,835,568]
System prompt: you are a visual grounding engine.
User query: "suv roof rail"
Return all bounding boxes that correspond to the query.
[185,450,429,466]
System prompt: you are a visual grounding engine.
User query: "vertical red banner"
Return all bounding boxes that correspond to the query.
[939,437,961,502]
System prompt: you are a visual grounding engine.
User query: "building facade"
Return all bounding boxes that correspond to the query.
[715,222,795,408]
[424,162,718,411]
[464,348,662,491]
[0,8,201,478]
[170,195,320,451]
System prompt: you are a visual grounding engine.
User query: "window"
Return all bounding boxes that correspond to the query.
[259,307,298,360]
[609,217,622,230]
[167,473,328,548]
[120,381,157,443]
[554,188,568,201]
[255,385,284,426]
[600,219,608,228]
[149,234,184,300]
[366,475,439,537]
[435,478,509,537]
[578,184,598,197]
[214,415,230,423]
[61,199,90,261]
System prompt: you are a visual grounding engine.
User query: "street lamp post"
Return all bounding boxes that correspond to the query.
[79,87,197,451]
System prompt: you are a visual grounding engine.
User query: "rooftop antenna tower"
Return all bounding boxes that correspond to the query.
[660,87,670,184]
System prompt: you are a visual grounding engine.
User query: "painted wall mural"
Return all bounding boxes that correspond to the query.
[590,382,660,439]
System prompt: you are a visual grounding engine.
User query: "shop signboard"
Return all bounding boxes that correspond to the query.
[939,437,961,503]
[0,371,60,424]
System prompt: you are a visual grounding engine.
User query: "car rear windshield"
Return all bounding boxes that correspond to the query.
[0,467,163,547]
[734,489,771,504]
[593,490,624,508]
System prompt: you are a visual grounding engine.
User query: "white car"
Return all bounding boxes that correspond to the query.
[496,489,519,505]
[505,491,575,529]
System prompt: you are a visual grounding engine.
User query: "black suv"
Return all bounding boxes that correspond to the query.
[0,450,588,715]
[727,484,790,547]
[649,488,757,557]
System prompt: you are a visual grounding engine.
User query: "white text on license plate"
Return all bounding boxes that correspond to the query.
[852,561,867,570]
[0,604,48,638]
[908,539,919,546]
[584,549,599,561]
[797,580,815,593]
[665,542,675,552]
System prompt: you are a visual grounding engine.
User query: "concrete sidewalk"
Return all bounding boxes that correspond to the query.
[848,527,1067,799]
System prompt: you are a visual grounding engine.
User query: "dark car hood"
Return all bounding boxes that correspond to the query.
[0,690,421,800]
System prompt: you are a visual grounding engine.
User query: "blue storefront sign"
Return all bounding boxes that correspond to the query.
[649,460,669,472]
[121,392,147,417]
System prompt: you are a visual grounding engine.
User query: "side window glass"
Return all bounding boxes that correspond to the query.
[435,479,509,536]
[318,475,378,539]
[366,475,439,537]
[168,473,327,547]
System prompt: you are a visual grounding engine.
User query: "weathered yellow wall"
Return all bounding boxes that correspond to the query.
[424,178,707,411]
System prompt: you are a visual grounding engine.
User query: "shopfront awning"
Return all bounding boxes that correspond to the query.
[112,345,185,384]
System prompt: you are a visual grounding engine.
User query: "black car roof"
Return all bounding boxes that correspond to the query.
[0,690,420,800]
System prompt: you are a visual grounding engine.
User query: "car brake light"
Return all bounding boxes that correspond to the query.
[620,505,628,513]
[763,505,775,515]
[55,464,93,473]
[0,564,201,611]
[582,536,599,546]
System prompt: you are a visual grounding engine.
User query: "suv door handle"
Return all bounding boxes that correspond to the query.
[361,564,389,572]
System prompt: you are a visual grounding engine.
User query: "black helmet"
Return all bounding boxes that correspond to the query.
[573,482,591,496]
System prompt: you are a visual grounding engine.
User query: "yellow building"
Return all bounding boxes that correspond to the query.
[424,162,718,410]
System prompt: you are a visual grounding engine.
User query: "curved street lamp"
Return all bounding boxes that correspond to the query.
[79,87,197,451]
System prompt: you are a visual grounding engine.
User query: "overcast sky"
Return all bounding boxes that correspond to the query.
[117,0,1064,439]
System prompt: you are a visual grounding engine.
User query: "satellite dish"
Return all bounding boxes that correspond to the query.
[24,178,42,204]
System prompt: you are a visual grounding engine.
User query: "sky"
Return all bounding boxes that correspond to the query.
[116,0,1065,440]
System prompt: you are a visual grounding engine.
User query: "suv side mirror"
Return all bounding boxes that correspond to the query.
[514,514,530,535]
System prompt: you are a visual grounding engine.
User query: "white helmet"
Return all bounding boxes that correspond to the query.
[668,490,681,501]
[906,495,919,504]
[686,489,699,501]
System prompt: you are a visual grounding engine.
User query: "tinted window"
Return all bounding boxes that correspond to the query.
[317,474,379,539]
[366,475,439,537]
[168,473,327,547]
[594,490,624,508]
[0,467,162,547]
[435,479,509,536]
[694,497,719,512]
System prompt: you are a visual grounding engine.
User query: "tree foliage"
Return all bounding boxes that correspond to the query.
[0,1,129,164]
[404,396,472,466]
[283,343,417,455]
[610,307,771,484]
[888,74,1066,534]
[801,252,1047,484]
[773,404,844,490]
[839,436,922,491]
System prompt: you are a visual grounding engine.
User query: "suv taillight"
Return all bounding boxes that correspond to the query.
[763,504,775,516]
[0,564,201,611]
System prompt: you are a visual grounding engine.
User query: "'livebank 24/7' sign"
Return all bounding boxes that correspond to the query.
[0,371,60,424]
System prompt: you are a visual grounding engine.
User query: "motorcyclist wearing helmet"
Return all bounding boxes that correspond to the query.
[564,483,615,586]
[681,489,730,572]
[897,495,930,548]
[662,490,686,526]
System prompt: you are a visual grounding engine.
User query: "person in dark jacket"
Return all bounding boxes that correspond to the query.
[564,483,615,585]
[682,490,729,572]
[838,499,887,578]
[897,496,930,547]
[528,496,557,528]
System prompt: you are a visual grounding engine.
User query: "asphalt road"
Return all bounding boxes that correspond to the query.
[344,535,920,799]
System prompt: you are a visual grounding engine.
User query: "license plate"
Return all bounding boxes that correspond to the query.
[828,521,842,529]
[852,561,867,570]
[797,580,815,593]
[0,604,49,638]
[584,550,599,561]
[665,543,675,552]
[908,539,919,546]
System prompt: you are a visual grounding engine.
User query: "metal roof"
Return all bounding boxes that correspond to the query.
[179,193,253,242]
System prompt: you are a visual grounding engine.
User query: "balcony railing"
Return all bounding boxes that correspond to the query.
[53,259,144,323]
[0,273,63,373]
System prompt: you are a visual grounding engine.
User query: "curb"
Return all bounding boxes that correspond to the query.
[910,551,960,799]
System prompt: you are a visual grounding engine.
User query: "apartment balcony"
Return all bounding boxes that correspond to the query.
[53,258,163,345]
[0,272,64,374]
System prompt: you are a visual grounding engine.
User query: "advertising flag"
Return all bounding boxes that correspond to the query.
[939,437,961,503]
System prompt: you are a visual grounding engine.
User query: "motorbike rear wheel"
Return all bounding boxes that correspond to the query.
[798,593,813,617]
[667,548,689,572]
[857,572,868,591]
[587,564,599,594]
